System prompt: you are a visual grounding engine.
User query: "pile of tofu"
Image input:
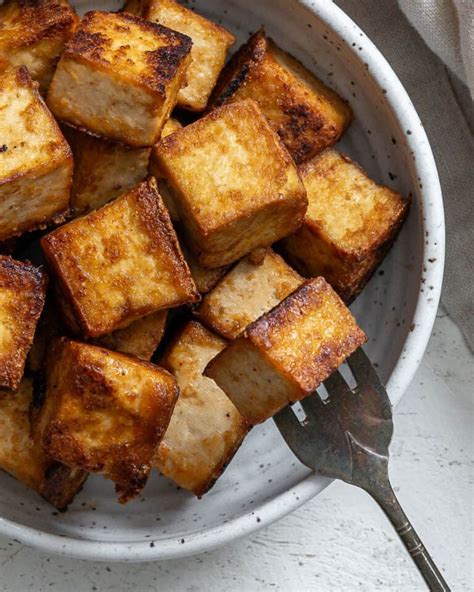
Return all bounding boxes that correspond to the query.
[0,0,410,509]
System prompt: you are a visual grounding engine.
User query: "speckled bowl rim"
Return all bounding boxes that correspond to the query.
[0,0,445,562]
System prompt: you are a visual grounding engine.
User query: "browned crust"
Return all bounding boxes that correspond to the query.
[307,212,408,304]
[40,338,179,503]
[298,151,411,260]
[64,11,192,95]
[0,256,48,390]
[245,277,367,394]
[156,99,307,257]
[135,178,200,306]
[41,178,199,338]
[294,151,411,302]
[208,28,267,111]
[0,0,79,49]
[39,462,88,511]
[209,29,352,164]
[40,238,91,338]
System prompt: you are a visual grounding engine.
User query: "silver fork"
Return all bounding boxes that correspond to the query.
[274,348,450,591]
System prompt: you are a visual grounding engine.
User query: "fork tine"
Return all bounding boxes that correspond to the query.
[300,392,324,419]
[324,369,352,398]
[273,405,304,451]
[347,347,384,388]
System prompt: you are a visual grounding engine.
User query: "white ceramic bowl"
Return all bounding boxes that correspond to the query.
[0,0,444,561]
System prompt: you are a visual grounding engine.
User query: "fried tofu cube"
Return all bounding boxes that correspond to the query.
[155,321,249,495]
[0,0,78,94]
[63,125,151,216]
[41,178,199,338]
[209,29,352,165]
[0,378,87,509]
[0,66,73,242]
[0,256,47,390]
[280,151,410,302]
[46,11,192,147]
[96,310,168,361]
[34,338,178,502]
[205,277,366,424]
[154,99,307,268]
[196,249,303,339]
[124,0,235,111]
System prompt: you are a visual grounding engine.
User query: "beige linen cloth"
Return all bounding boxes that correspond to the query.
[335,0,474,349]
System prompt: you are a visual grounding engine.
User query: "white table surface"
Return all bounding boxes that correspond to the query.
[0,308,472,592]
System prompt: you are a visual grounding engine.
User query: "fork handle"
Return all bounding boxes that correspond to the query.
[368,481,450,591]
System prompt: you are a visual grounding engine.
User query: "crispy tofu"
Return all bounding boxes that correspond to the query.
[46,11,192,147]
[280,150,410,302]
[41,178,199,338]
[124,0,235,111]
[0,377,87,509]
[205,277,366,424]
[0,0,79,94]
[155,321,249,495]
[63,125,151,216]
[209,29,352,165]
[0,256,47,390]
[96,310,168,361]
[34,338,178,502]
[196,250,303,339]
[154,99,307,268]
[0,66,73,242]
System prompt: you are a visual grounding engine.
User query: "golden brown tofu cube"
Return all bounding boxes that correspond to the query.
[0,256,47,390]
[34,338,178,502]
[280,150,410,302]
[0,0,78,94]
[0,378,87,509]
[46,11,192,147]
[205,277,366,424]
[209,29,352,165]
[96,310,168,361]
[196,249,303,339]
[41,178,199,338]
[63,125,151,216]
[124,0,234,111]
[155,321,249,495]
[0,66,73,242]
[154,99,307,268]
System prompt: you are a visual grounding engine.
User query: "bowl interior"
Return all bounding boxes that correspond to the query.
[0,0,442,560]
